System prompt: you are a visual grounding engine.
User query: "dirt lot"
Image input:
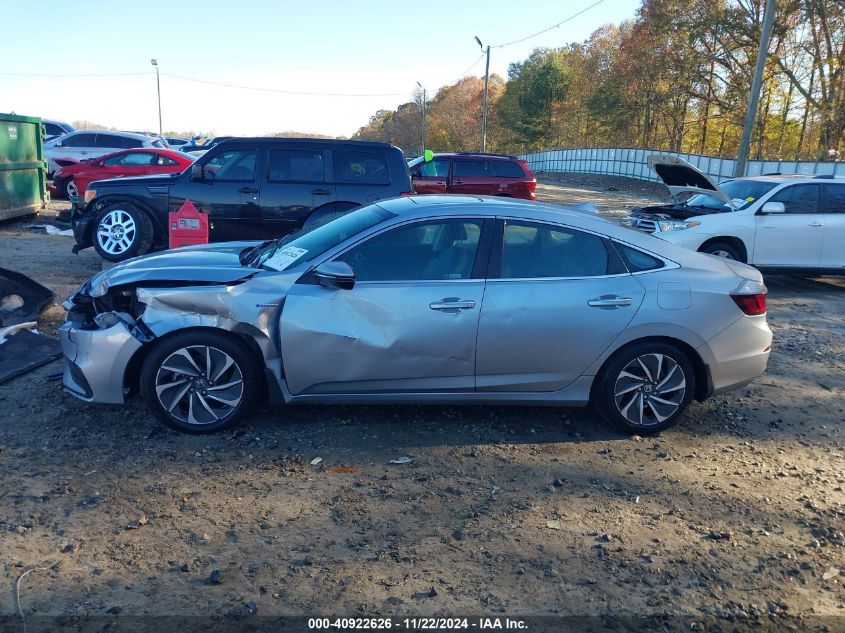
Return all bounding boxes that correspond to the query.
[0,179,843,631]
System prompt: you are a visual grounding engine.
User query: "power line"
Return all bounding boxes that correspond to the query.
[452,53,486,83]
[161,72,408,97]
[493,0,607,48]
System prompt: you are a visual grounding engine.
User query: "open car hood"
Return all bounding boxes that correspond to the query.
[647,155,734,208]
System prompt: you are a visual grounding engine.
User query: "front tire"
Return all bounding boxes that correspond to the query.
[593,342,695,434]
[63,179,78,199]
[140,331,259,434]
[92,202,153,262]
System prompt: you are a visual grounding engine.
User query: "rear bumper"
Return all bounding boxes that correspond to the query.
[59,321,142,404]
[698,314,772,396]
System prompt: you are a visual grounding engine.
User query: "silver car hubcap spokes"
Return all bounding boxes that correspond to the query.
[96,209,136,255]
[155,346,244,425]
[67,181,78,198]
[711,249,734,260]
[613,353,686,427]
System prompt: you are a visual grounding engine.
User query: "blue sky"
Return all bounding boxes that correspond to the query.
[3,0,642,137]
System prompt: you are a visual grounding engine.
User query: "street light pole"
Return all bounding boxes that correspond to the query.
[417,82,427,155]
[734,0,776,177]
[151,58,162,137]
[475,36,490,153]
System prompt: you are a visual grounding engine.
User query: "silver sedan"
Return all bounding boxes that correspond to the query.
[60,196,772,434]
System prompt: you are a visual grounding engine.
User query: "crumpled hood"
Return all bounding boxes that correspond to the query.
[85,242,261,297]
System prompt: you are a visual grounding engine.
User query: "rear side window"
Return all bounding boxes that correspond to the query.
[151,139,166,148]
[268,149,325,183]
[333,150,389,185]
[96,134,143,149]
[825,184,845,213]
[500,221,608,278]
[44,123,64,136]
[615,243,664,272]
[454,160,489,178]
[102,152,154,166]
[491,160,524,178]
[61,133,96,147]
[156,155,179,166]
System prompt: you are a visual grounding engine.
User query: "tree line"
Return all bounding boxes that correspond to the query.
[353,0,844,161]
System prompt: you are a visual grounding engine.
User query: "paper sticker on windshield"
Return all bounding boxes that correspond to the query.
[731,198,747,208]
[265,246,308,271]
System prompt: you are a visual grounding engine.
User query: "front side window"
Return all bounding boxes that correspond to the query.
[268,149,325,183]
[414,157,450,178]
[339,219,483,282]
[204,149,257,182]
[102,152,154,167]
[500,221,609,278]
[769,184,821,214]
[44,123,63,136]
[333,150,389,185]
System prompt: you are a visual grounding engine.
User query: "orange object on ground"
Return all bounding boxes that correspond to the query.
[168,200,209,249]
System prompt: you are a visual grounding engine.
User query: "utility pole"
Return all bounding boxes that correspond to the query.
[734,0,776,177]
[417,82,426,155]
[151,58,162,137]
[475,36,491,153]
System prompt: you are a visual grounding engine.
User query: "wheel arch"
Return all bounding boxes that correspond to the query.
[698,236,748,263]
[123,326,271,402]
[592,336,712,403]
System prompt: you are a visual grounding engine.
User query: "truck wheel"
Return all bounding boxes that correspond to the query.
[92,203,154,262]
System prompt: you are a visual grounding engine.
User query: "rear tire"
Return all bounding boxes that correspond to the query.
[700,241,741,261]
[92,202,153,262]
[593,342,695,434]
[140,330,260,434]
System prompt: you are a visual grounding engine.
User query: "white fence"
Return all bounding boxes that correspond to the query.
[519,147,845,182]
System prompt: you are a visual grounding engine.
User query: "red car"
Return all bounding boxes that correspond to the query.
[409,153,537,200]
[50,148,195,199]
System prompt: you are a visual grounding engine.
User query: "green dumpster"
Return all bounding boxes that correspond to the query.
[0,113,48,221]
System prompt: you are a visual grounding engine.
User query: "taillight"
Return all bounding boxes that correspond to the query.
[730,279,767,315]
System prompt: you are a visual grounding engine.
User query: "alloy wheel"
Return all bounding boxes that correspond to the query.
[154,345,244,426]
[710,249,735,259]
[96,209,137,255]
[613,353,686,428]
[66,180,78,199]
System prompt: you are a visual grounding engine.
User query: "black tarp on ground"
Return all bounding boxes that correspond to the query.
[0,268,54,326]
[0,329,62,384]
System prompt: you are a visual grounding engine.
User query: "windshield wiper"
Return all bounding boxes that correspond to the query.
[239,240,274,267]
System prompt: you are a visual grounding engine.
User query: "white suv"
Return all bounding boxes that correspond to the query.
[44,130,167,176]
[625,155,844,273]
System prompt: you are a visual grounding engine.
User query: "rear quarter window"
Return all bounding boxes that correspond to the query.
[333,150,390,185]
[615,243,665,272]
[491,160,525,178]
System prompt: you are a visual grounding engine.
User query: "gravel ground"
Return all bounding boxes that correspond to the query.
[0,182,842,631]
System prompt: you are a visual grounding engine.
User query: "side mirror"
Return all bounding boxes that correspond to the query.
[761,201,785,214]
[190,163,212,182]
[314,261,355,290]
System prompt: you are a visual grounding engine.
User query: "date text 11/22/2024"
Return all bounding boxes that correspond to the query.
[307,617,528,630]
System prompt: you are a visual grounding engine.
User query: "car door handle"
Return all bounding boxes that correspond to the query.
[312,188,331,195]
[239,187,258,194]
[809,221,824,227]
[453,179,464,184]
[588,296,632,307]
[429,299,476,311]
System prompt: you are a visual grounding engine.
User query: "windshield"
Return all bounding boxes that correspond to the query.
[252,204,394,271]
[685,179,778,211]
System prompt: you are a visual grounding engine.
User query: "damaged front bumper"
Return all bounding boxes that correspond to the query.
[59,321,143,404]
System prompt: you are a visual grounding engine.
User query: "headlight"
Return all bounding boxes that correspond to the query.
[658,220,701,232]
[84,189,97,204]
